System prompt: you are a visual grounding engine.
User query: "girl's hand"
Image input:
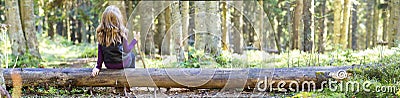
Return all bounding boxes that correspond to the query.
[92,68,100,76]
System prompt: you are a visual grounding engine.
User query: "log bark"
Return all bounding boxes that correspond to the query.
[1,66,354,89]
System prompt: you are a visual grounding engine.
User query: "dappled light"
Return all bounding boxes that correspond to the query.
[0,0,400,97]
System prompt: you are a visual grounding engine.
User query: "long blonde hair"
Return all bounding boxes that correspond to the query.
[97,5,127,47]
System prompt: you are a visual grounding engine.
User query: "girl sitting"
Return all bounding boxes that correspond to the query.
[92,5,137,76]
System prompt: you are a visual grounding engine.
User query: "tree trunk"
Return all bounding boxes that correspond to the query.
[382,5,388,42]
[187,2,196,60]
[139,1,154,54]
[285,2,292,51]
[63,5,68,38]
[206,1,221,55]
[69,14,76,44]
[20,0,41,59]
[56,21,63,37]
[351,2,358,50]
[276,1,282,53]
[221,1,229,51]
[365,0,373,49]
[194,1,206,51]
[388,0,400,47]
[47,18,55,39]
[372,0,379,47]
[388,0,394,47]
[171,1,183,62]
[318,0,327,53]
[145,2,155,54]
[333,0,342,48]
[154,3,165,55]
[2,66,353,88]
[231,1,244,54]
[5,0,26,56]
[302,0,313,52]
[76,20,82,43]
[254,1,263,51]
[181,1,189,51]
[340,0,350,49]
[162,5,172,55]
[396,1,400,44]
[292,0,303,50]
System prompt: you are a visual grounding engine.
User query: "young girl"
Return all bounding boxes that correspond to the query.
[92,5,137,76]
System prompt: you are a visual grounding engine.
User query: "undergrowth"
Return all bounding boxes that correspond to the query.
[293,48,400,97]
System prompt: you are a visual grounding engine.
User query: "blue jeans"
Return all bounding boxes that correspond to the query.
[123,52,135,68]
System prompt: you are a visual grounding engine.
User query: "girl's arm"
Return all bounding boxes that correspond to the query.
[123,38,137,53]
[95,44,104,69]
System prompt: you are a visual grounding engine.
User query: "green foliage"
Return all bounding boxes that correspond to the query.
[0,24,11,68]
[37,35,96,68]
[19,86,85,96]
[179,47,202,68]
[79,47,97,58]
[215,51,232,67]
[397,89,400,96]
[179,47,233,68]
[7,53,41,68]
[301,51,400,97]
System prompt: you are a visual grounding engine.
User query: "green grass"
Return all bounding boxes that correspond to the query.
[38,34,97,68]
[292,48,400,97]
[154,45,397,69]
[0,33,97,68]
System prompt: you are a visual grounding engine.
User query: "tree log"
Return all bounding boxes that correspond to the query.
[1,66,354,89]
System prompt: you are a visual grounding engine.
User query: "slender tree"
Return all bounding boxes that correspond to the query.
[276,1,283,53]
[292,0,303,50]
[171,1,183,61]
[302,0,314,52]
[318,0,327,53]
[341,0,351,49]
[20,0,41,58]
[351,1,358,50]
[181,1,189,50]
[221,1,229,51]
[139,1,154,54]
[285,2,292,51]
[5,0,26,56]
[388,0,394,47]
[365,0,373,49]
[154,3,165,55]
[333,0,342,48]
[144,2,155,54]
[194,1,206,51]
[205,1,221,54]
[232,1,244,54]
[255,0,263,50]
[382,2,388,42]
[372,0,379,47]
[388,0,400,47]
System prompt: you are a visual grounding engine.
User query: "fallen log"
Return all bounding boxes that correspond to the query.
[0,66,355,89]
